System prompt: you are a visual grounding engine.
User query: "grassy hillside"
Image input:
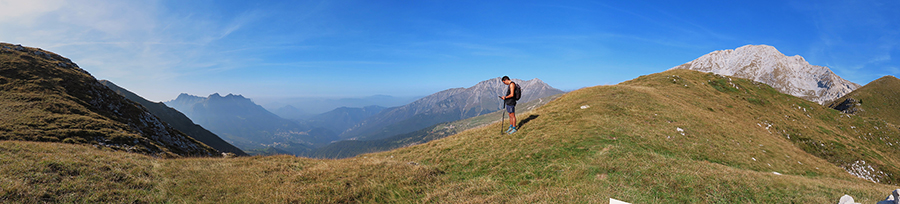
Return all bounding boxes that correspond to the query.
[0,43,217,157]
[3,69,898,203]
[828,75,900,125]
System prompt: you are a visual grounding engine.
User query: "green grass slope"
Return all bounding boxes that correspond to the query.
[828,75,900,125]
[0,43,217,157]
[2,69,898,203]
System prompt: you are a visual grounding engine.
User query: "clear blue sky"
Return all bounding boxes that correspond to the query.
[1,0,897,102]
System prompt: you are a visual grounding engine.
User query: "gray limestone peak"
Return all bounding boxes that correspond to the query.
[671,44,860,104]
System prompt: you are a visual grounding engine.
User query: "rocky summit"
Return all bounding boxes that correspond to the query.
[671,44,860,104]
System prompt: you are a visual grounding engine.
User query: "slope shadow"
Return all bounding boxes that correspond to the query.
[517,114,539,129]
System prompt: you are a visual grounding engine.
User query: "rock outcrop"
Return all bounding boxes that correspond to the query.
[671,44,860,104]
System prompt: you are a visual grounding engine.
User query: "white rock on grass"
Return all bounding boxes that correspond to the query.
[580,105,590,109]
[609,198,630,204]
[839,194,860,204]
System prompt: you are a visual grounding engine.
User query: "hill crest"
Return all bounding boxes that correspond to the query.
[828,75,900,125]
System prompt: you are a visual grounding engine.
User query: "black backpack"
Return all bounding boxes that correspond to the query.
[513,83,522,101]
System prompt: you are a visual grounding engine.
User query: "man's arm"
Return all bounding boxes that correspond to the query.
[502,83,515,99]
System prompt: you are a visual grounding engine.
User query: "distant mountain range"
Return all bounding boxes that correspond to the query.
[672,44,860,104]
[303,105,386,135]
[162,77,564,157]
[165,93,338,154]
[339,77,565,141]
[0,43,218,157]
[100,80,247,156]
[261,95,420,119]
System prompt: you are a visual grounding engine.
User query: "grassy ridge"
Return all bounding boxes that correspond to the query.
[3,69,898,203]
[0,43,218,157]
[384,69,900,201]
[828,75,900,125]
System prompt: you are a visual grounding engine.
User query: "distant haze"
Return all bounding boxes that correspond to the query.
[256,95,422,117]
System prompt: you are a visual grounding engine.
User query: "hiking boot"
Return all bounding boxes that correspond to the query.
[506,126,515,133]
[507,128,517,134]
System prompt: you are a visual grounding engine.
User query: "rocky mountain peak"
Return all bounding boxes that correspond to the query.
[671,44,860,104]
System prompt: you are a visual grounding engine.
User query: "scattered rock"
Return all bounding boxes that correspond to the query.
[221,152,236,158]
[844,160,887,183]
[831,98,863,114]
[580,105,590,109]
[609,198,630,204]
[839,194,860,204]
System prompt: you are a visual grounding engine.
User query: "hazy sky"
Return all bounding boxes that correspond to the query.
[1,0,897,102]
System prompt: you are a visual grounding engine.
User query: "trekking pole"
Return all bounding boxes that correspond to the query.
[500,96,505,135]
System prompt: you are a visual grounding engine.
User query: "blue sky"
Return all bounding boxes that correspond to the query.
[0,0,897,102]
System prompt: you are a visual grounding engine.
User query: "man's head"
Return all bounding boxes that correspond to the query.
[501,76,511,85]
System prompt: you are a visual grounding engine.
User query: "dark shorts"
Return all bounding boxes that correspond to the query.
[505,104,515,113]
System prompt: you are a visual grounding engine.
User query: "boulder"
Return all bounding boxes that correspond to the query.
[831,98,863,114]
[839,194,860,204]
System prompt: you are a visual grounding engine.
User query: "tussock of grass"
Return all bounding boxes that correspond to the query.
[0,141,158,203]
[3,69,898,203]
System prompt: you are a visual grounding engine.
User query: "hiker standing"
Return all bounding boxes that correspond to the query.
[500,76,520,134]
